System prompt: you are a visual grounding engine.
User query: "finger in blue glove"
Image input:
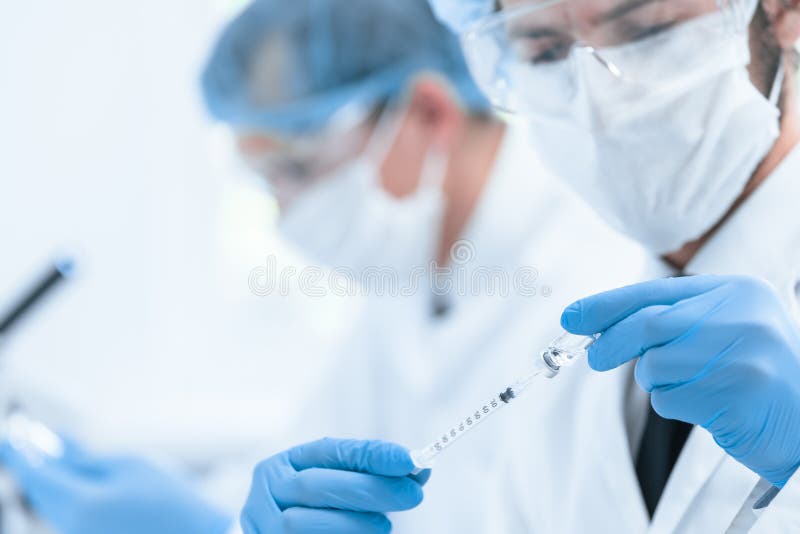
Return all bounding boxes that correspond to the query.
[0,436,232,534]
[241,438,427,534]
[561,275,800,487]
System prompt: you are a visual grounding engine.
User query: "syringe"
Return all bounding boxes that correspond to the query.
[410,331,599,473]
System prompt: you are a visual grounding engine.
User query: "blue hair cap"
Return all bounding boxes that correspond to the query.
[427,0,494,35]
[201,0,490,136]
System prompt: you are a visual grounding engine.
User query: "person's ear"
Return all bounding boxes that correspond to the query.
[762,0,800,49]
[406,75,466,151]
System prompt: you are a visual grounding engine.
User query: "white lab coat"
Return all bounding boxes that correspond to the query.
[492,142,800,533]
[266,126,652,534]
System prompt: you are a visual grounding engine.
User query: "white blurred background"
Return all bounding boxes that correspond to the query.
[0,0,360,510]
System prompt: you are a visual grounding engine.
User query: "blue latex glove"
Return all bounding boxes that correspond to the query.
[561,275,800,488]
[241,438,430,534]
[0,437,232,534]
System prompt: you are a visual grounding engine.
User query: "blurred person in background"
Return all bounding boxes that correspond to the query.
[0,0,650,533]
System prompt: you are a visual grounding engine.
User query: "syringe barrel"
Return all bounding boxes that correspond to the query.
[410,394,508,474]
[540,331,599,375]
[409,331,600,475]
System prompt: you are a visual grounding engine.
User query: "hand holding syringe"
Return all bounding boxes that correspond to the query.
[410,331,599,473]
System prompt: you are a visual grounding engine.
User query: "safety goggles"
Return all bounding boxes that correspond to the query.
[460,0,753,115]
[239,103,375,202]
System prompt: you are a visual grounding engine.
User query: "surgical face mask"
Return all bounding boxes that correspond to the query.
[521,11,782,253]
[277,116,448,280]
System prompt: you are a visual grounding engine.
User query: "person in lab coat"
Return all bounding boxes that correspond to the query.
[0,0,652,533]
[202,0,649,531]
[428,0,800,532]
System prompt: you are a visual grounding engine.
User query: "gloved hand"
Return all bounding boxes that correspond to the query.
[0,437,232,534]
[561,274,800,488]
[241,438,430,534]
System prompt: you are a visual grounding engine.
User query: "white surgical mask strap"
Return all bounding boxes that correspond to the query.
[362,104,405,169]
[418,145,449,192]
[768,60,785,107]
[361,103,449,195]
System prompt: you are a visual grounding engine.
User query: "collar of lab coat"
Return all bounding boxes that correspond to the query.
[451,124,569,285]
[373,125,570,393]
[685,141,800,319]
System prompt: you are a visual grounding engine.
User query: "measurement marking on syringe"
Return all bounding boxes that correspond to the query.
[430,397,503,452]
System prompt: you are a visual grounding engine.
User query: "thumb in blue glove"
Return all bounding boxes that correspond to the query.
[241,437,430,534]
[561,275,800,488]
[0,436,232,534]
